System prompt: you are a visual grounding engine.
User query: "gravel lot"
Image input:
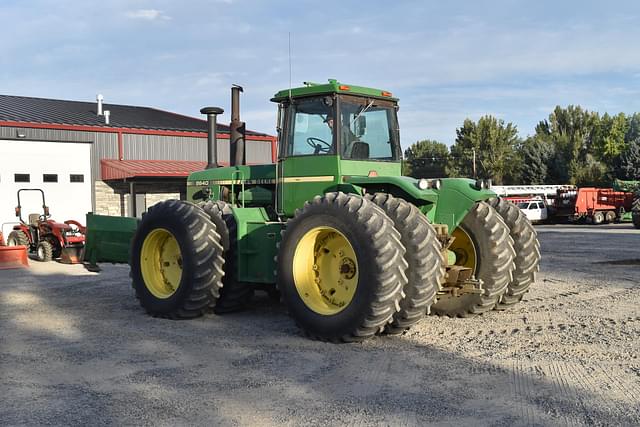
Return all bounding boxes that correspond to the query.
[1,223,639,426]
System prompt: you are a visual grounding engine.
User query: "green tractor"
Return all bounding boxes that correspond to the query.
[130,80,540,342]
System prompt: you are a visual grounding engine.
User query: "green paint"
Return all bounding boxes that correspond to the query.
[272,79,398,102]
[233,207,282,283]
[84,213,139,265]
[431,178,496,232]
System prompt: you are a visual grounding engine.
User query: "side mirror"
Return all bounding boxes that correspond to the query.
[355,115,366,137]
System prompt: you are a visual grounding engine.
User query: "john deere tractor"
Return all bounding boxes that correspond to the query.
[129,80,540,342]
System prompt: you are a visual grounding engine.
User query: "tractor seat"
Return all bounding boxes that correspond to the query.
[350,141,370,159]
[28,213,40,225]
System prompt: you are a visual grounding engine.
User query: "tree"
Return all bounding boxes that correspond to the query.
[520,137,554,184]
[403,140,449,178]
[534,105,600,184]
[447,116,520,184]
[601,113,628,160]
[626,113,640,143]
[570,154,608,187]
[618,139,640,180]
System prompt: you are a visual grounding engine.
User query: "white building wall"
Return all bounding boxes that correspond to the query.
[0,139,92,239]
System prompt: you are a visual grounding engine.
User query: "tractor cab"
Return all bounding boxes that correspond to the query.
[272,80,404,216]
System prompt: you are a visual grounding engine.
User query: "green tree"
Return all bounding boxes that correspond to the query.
[626,113,640,143]
[520,137,554,184]
[570,154,608,186]
[447,116,520,185]
[403,140,449,178]
[618,139,640,180]
[601,113,628,160]
[534,105,600,184]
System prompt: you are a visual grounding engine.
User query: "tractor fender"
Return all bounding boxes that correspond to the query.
[345,176,496,234]
[430,178,497,233]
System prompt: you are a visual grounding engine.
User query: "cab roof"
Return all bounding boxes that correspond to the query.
[271,79,398,103]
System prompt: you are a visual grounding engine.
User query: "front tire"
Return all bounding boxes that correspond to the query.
[432,201,515,317]
[130,200,225,319]
[366,193,444,334]
[36,240,53,262]
[277,192,407,342]
[488,198,541,309]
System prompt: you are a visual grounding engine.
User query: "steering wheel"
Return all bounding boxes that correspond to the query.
[306,137,332,154]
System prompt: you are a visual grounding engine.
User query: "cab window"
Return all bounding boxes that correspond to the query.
[339,99,399,161]
[287,97,334,156]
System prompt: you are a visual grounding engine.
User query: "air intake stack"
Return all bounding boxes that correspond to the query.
[200,106,224,169]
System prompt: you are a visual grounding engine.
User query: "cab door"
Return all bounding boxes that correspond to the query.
[276,97,340,217]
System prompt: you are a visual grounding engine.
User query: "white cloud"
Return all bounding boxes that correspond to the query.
[125,9,171,21]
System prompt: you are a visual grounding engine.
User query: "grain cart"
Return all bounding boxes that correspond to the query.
[130,80,540,342]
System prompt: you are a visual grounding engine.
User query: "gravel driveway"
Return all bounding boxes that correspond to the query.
[1,223,639,426]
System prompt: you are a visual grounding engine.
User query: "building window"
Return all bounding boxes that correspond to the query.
[14,174,30,183]
[43,174,58,183]
[70,174,84,183]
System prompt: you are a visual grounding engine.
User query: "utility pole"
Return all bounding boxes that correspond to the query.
[472,148,477,178]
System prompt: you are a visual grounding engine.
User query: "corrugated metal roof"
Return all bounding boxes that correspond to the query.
[101,159,209,180]
[0,94,269,136]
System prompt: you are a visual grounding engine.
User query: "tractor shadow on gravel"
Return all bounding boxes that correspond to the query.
[1,264,639,425]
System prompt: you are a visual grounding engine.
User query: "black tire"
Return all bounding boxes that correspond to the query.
[632,195,640,229]
[277,192,407,342]
[199,200,254,314]
[604,210,616,224]
[7,230,29,246]
[366,193,444,334]
[592,211,605,225]
[432,201,515,317]
[488,198,541,309]
[130,200,225,319]
[36,240,53,262]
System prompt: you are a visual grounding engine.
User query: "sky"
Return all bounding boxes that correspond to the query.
[1,0,640,149]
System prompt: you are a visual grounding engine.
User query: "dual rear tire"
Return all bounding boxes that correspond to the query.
[277,192,409,342]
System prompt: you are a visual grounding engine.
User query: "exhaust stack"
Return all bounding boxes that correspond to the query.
[97,94,104,115]
[230,84,246,166]
[200,106,224,169]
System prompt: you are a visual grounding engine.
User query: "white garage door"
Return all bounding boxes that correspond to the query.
[0,139,92,239]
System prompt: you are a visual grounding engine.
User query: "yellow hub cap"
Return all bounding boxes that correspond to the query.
[451,227,477,272]
[140,228,183,299]
[292,226,359,315]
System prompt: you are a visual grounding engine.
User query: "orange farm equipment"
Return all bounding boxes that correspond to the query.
[0,230,29,269]
[554,187,634,224]
[5,189,86,263]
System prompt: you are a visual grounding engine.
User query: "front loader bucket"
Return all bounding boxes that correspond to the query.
[84,213,139,267]
[60,245,85,264]
[0,245,29,270]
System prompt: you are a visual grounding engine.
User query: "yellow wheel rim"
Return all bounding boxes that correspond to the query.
[451,227,477,272]
[292,226,359,315]
[140,228,183,299]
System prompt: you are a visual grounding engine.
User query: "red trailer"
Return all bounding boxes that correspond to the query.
[554,187,634,224]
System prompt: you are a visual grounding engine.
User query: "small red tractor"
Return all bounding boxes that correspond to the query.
[5,189,86,263]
